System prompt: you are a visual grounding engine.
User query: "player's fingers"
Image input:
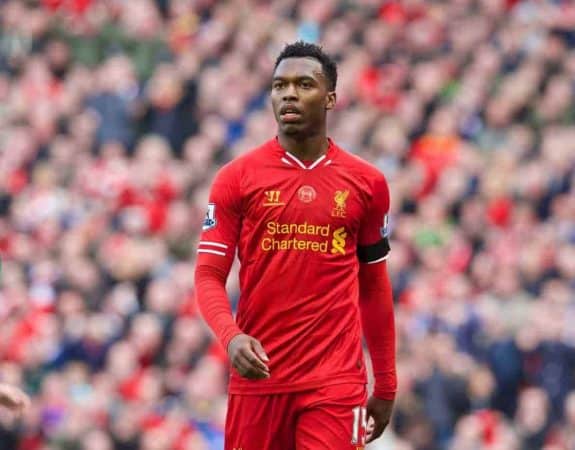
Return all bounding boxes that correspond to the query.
[366,420,375,432]
[235,353,269,379]
[365,418,386,443]
[239,347,270,374]
[250,339,270,362]
[233,352,254,375]
[365,421,375,443]
[365,430,373,443]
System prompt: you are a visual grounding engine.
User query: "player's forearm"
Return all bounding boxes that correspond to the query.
[359,261,397,400]
[195,264,243,350]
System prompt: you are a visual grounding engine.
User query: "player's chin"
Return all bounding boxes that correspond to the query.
[279,122,307,136]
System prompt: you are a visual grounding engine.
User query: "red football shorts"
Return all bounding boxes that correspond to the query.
[225,383,368,450]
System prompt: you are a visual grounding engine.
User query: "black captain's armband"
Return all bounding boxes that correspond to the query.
[357,238,390,263]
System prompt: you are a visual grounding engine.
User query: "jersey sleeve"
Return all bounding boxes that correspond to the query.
[197,163,242,270]
[357,173,391,264]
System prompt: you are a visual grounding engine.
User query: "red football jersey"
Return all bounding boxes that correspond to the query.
[197,138,391,394]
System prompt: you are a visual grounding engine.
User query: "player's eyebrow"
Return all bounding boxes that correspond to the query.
[272,75,318,82]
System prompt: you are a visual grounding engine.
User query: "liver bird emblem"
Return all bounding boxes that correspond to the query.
[334,190,349,208]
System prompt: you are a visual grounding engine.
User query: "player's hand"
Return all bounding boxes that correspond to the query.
[0,383,30,415]
[365,396,394,443]
[227,334,270,380]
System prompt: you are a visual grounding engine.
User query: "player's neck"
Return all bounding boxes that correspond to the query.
[278,132,329,162]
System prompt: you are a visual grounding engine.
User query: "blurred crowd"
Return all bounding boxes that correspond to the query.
[0,0,574,449]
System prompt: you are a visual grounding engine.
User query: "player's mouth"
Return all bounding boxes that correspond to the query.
[279,105,303,123]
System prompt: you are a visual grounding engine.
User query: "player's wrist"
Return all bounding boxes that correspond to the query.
[223,329,244,354]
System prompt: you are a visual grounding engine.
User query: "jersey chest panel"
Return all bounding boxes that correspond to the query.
[239,166,365,260]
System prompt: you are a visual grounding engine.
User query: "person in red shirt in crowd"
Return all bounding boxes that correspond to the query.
[0,382,30,414]
[195,41,396,450]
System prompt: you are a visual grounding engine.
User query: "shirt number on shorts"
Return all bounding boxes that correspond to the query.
[351,406,367,445]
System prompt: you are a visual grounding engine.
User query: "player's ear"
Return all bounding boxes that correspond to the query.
[326,91,336,111]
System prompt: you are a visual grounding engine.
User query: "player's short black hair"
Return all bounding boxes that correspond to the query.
[274,41,337,91]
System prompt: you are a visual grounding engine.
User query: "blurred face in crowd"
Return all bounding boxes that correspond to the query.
[270,57,335,138]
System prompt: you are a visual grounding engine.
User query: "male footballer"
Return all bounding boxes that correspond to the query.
[195,41,396,450]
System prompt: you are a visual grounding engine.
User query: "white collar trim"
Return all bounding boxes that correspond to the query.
[284,152,327,170]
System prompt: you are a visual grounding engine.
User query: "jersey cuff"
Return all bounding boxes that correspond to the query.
[373,389,396,401]
[357,238,390,263]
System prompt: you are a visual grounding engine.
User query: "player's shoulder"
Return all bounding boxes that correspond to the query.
[333,142,387,184]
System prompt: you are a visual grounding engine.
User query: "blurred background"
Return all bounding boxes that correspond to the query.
[0,0,574,449]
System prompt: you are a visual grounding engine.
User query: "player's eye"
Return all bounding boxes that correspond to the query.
[273,81,285,90]
[300,80,313,88]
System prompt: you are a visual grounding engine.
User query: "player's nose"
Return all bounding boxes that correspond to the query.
[282,83,298,101]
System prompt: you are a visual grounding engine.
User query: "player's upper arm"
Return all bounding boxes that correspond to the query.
[357,173,391,265]
[197,162,242,270]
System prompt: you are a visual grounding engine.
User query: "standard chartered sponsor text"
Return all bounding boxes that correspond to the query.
[261,221,343,253]
[266,221,330,236]
[261,237,329,252]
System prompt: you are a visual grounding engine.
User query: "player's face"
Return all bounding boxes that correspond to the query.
[271,57,336,138]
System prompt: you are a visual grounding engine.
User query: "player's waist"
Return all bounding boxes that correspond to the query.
[238,315,362,371]
[228,371,366,395]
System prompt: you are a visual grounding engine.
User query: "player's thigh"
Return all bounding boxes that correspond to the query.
[295,383,368,450]
[226,393,297,450]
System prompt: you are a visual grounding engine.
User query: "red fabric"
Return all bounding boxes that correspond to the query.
[195,138,391,395]
[42,0,93,14]
[173,428,195,450]
[117,175,178,233]
[141,412,165,431]
[42,0,63,11]
[477,409,498,444]
[379,1,428,23]
[81,159,129,200]
[0,232,11,254]
[379,2,408,24]
[19,434,44,450]
[446,239,473,273]
[225,383,367,449]
[118,369,146,401]
[410,134,459,197]
[20,78,61,105]
[194,264,242,352]
[359,261,397,400]
[487,197,513,227]
[3,310,47,363]
[505,0,522,10]
[357,66,404,112]
[6,169,28,194]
